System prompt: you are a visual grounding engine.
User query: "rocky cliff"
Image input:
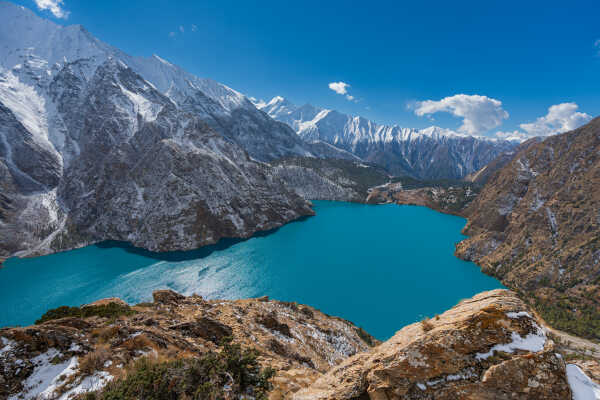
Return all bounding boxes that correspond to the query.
[2,290,598,399]
[456,117,600,340]
[293,290,572,400]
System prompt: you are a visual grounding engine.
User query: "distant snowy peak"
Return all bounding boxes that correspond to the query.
[255,96,474,145]
[0,2,334,167]
[253,96,322,130]
[0,1,251,114]
[257,96,518,179]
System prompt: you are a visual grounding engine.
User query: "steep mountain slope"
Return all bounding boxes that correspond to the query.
[0,2,316,260]
[257,96,517,179]
[464,138,542,185]
[456,117,600,340]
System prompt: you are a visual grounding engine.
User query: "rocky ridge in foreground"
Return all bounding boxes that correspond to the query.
[2,290,599,399]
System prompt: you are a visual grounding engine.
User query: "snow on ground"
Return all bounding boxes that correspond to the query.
[119,83,162,122]
[8,349,78,400]
[476,323,546,360]
[0,336,17,356]
[58,371,114,400]
[566,364,600,400]
[506,311,533,319]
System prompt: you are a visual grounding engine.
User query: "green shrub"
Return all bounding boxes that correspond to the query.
[36,303,136,324]
[535,298,600,341]
[355,327,376,347]
[81,338,275,400]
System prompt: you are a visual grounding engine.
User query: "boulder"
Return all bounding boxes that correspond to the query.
[152,290,186,305]
[168,318,233,344]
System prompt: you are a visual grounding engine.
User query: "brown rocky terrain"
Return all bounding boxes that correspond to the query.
[464,139,541,186]
[293,290,571,400]
[455,117,600,340]
[2,289,599,399]
[366,181,478,216]
[0,290,376,400]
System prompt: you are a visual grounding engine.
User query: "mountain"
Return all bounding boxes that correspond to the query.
[256,96,517,180]
[0,2,319,260]
[464,138,543,185]
[456,117,600,340]
[2,289,597,399]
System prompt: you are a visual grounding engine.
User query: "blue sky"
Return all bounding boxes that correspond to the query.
[15,0,600,137]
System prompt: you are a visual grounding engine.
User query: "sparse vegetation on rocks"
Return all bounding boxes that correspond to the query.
[81,338,275,400]
[36,302,137,324]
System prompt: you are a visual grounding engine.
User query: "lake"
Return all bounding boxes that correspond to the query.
[0,201,503,339]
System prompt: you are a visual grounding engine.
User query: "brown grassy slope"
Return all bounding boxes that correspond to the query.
[455,117,600,339]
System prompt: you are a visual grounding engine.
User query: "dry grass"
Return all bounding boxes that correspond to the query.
[91,326,120,343]
[122,334,154,352]
[421,318,434,332]
[79,347,111,375]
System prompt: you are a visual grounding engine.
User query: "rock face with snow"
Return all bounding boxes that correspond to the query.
[456,117,600,341]
[257,96,517,180]
[293,290,571,400]
[0,2,322,260]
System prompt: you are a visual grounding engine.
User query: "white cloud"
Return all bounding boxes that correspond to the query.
[414,94,509,135]
[179,25,185,33]
[34,0,69,19]
[329,81,350,95]
[328,81,357,102]
[519,103,592,137]
[494,102,592,142]
[191,24,198,32]
[169,31,176,38]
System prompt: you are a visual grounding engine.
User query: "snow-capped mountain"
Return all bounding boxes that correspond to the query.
[0,2,318,260]
[256,96,517,179]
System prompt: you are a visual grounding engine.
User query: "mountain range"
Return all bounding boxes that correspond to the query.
[256,96,517,179]
[0,2,330,260]
[0,1,522,261]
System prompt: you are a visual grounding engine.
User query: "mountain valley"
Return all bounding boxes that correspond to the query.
[1,1,599,399]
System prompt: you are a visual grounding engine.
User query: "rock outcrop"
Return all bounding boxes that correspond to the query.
[293,290,570,400]
[456,117,600,340]
[0,292,376,400]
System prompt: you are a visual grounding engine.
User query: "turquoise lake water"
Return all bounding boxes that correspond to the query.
[0,201,503,339]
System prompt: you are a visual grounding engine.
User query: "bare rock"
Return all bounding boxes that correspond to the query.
[168,318,233,344]
[83,297,128,308]
[257,313,292,337]
[153,289,186,305]
[293,290,571,400]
